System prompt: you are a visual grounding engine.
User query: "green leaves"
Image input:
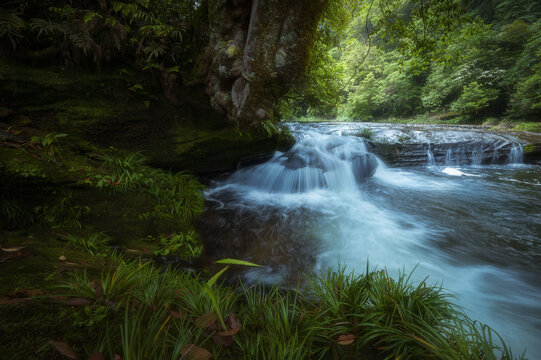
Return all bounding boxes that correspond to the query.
[214,259,263,267]
[0,9,25,48]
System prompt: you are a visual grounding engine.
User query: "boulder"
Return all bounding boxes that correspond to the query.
[351,153,378,180]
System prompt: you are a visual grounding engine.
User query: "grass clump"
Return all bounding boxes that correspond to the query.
[150,230,202,259]
[55,261,524,360]
[62,232,111,256]
[93,150,204,223]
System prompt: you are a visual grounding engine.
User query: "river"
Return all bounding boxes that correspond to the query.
[199,122,541,357]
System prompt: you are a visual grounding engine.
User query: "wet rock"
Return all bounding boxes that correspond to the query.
[256,108,267,119]
[372,141,523,167]
[351,153,378,180]
[281,147,336,172]
[523,143,541,164]
[237,152,275,169]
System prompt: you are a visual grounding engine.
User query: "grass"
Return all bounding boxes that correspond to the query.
[61,232,111,256]
[94,150,205,223]
[54,260,525,360]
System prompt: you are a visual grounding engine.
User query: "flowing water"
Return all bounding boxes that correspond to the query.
[199,122,541,357]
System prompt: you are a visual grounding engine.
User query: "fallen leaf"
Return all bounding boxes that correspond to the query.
[337,334,356,346]
[194,313,217,329]
[181,344,212,360]
[170,309,186,320]
[0,245,25,252]
[0,297,24,305]
[90,280,103,297]
[65,298,92,307]
[51,341,78,359]
[7,288,45,298]
[228,313,241,330]
[212,334,234,346]
[0,252,28,262]
[217,327,241,336]
[87,350,104,360]
[217,314,242,336]
[59,255,67,261]
[124,248,141,254]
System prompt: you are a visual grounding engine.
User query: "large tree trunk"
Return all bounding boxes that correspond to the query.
[204,0,328,128]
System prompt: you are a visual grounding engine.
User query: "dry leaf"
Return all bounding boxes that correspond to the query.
[65,298,92,307]
[8,288,44,298]
[87,350,104,360]
[217,314,242,336]
[90,280,103,297]
[0,252,27,262]
[194,313,217,329]
[51,341,78,359]
[59,255,67,261]
[181,344,212,360]
[0,245,25,252]
[212,334,234,346]
[217,327,241,336]
[337,334,356,346]
[170,310,186,320]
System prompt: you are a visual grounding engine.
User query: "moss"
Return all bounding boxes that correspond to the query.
[22,99,121,129]
[0,302,101,360]
[512,122,541,133]
[146,125,291,173]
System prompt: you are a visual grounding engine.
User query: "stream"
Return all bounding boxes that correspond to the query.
[198,122,541,357]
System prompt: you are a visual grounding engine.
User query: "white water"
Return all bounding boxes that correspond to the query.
[202,123,541,357]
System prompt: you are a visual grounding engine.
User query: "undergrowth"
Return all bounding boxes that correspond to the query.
[57,260,525,360]
[93,150,204,223]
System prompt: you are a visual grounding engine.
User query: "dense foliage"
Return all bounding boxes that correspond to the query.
[57,258,522,360]
[0,0,205,97]
[281,0,541,122]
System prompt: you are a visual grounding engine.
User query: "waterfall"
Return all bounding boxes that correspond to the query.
[508,143,524,164]
[427,144,435,166]
[228,131,378,193]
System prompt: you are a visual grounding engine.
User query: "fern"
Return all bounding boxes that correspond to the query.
[29,18,68,39]
[0,9,25,48]
[143,40,167,61]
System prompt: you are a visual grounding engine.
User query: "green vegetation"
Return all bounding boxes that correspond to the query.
[48,260,521,359]
[1,1,537,359]
[280,0,541,128]
[62,232,111,256]
[150,231,202,259]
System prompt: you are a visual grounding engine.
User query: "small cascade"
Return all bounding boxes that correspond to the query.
[445,148,454,165]
[471,146,483,165]
[508,144,524,164]
[228,131,379,193]
[414,141,525,167]
[427,144,435,166]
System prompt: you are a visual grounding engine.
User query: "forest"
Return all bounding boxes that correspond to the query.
[1,0,540,359]
[280,0,541,129]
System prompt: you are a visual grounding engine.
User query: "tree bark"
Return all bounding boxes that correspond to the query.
[204,0,328,128]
